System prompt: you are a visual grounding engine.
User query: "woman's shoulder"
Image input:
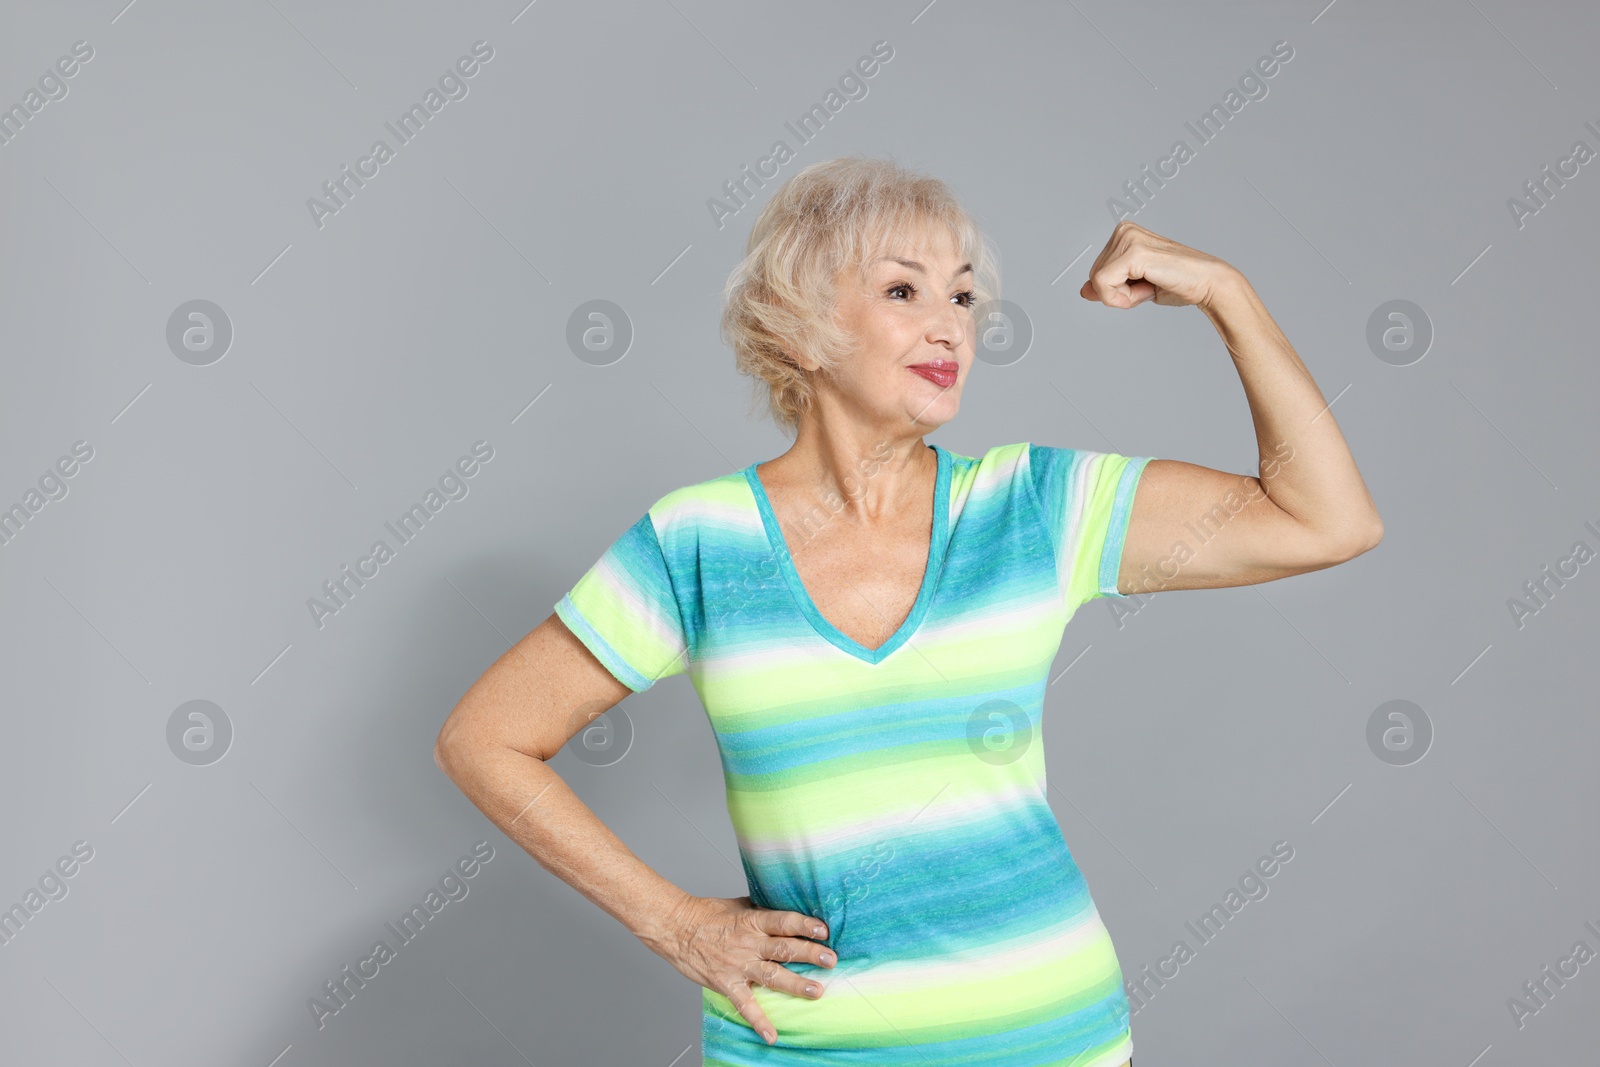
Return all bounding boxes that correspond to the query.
[640,466,755,541]
[955,442,1120,504]
[948,440,1037,478]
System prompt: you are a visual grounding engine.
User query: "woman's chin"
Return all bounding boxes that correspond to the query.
[905,390,960,427]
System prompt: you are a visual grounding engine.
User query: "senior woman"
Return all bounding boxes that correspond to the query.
[434,157,1382,1066]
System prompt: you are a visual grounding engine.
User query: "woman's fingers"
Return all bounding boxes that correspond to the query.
[754,906,828,942]
[763,933,836,971]
[744,952,827,999]
[1079,219,1235,309]
[724,984,779,1045]
[728,953,827,1047]
[672,899,840,1046]
[1080,274,1154,308]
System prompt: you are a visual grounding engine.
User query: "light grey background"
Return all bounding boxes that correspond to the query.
[2,1,1596,1064]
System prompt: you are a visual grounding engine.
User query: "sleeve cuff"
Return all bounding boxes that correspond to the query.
[1098,456,1152,598]
[554,593,654,692]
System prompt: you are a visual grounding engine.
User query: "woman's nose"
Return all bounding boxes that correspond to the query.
[928,304,966,347]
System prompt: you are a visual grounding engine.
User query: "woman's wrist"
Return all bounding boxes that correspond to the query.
[631,884,697,953]
[1198,266,1253,320]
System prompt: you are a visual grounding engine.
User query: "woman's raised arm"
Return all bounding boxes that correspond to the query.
[1079,221,1384,595]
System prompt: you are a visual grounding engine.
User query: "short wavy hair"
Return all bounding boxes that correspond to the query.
[720,156,1001,435]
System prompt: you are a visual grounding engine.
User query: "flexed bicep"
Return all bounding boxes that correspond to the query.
[1116,458,1376,595]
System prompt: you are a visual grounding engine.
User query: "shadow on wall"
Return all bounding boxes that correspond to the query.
[240,547,740,1064]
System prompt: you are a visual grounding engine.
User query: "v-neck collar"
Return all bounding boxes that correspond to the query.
[742,444,951,665]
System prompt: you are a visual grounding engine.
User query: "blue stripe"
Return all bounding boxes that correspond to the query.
[554,593,651,691]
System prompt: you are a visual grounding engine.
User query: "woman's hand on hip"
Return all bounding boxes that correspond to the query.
[1079,219,1240,311]
[644,893,836,1046]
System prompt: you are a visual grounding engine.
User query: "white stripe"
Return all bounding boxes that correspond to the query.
[737,777,1049,856]
[594,553,682,652]
[822,907,1110,996]
[1059,451,1105,605]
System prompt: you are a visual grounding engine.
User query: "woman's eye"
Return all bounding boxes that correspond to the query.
[887,283,917,299]
[953,290,977,307]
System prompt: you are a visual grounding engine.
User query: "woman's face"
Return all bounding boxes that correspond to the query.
[817,222,976,433]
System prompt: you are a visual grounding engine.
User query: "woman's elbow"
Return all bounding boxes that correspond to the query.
[1330,514,1384,562]
[1363,516,1384,551]
[433,726,465,780]
[433,714,487,781]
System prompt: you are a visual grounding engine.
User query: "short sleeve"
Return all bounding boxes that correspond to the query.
[1026,444,1154,611]
[553,512,689,692]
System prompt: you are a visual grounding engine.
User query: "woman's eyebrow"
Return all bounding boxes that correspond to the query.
[875,257,974,278]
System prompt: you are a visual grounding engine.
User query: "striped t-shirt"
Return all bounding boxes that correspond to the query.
[554,441,1152,1067]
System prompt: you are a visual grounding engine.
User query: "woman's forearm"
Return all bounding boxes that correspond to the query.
[436,742,693,951]
[1200,270,1383,548]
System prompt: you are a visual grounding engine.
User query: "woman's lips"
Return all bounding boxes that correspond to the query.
[908,363,957,387]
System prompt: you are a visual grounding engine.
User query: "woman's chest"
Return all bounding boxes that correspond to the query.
[689,501,1068,714]
[784,518,934,654]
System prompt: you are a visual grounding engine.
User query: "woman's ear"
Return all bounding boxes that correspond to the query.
[780,343,817,374]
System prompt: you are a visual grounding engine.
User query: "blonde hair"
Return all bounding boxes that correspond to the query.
[719,156,1000,435]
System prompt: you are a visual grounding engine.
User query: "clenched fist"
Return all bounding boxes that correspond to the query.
[1079,219,1240,311]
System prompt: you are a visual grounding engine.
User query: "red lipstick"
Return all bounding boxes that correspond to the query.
[908,360,957,388]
